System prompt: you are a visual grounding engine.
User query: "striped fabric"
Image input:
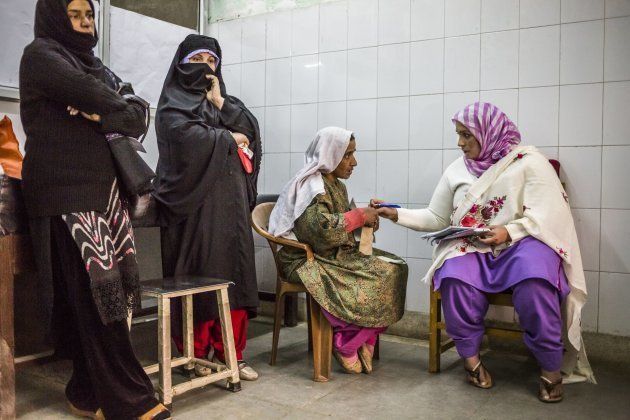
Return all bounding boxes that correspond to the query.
[452,102,521,177]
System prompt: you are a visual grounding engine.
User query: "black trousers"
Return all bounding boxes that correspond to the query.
[50,216,157,419]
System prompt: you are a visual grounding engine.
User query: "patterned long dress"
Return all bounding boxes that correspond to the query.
[277,176,407,328]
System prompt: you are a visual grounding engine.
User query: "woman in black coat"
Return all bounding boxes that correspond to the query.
[153,35,262,380]
[20,0,167,418]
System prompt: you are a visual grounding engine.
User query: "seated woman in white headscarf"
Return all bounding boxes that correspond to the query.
[268,127,408,374]
[376,102,594,402]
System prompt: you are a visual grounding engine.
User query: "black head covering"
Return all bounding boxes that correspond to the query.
[34,0,105,79]
[170,34,227,97]
[154,34,262,221]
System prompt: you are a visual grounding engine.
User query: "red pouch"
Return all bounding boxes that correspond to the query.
[237,148,253,174]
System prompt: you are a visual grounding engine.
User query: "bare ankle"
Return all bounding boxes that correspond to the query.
[464,355,481,370]
[541,369,562,382]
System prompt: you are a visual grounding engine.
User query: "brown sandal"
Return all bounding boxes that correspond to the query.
[358,344,374,374]
[137,403,171,420]
[464,361,493,389]
[538,376,563,403]
[333,350,362,374]
[67,401,105,419]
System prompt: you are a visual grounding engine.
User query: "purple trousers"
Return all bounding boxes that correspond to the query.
[322,309,386,357]
[440,277,564,371]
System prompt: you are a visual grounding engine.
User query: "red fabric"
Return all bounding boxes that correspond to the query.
[343,208,366,232]
[548,159,561,177]
[173,309,249,360]
[237,148,253,174]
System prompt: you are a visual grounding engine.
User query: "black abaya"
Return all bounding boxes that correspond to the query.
[153,35,261,328]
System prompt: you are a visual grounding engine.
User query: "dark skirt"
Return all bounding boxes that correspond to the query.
[49,216,157,419]
[160,156,259,336]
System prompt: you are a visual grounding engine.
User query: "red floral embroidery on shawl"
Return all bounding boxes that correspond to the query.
[456,195,507,251]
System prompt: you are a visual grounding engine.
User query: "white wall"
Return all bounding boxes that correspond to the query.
[209,0,630,336]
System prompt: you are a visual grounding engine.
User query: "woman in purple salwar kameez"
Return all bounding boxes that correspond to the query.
[377,103,594,403]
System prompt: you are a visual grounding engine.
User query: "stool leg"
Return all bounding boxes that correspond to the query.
[374,335,380,360]
[182,295,195,374]
[158,296,173,405]
[217,288,241,392]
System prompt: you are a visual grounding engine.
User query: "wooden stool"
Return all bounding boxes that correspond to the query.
[141,276,241,408]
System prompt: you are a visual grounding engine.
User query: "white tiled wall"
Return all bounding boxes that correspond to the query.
[210,0,630,336]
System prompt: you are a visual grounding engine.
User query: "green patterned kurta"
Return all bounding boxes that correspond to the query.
[277,176,408,328]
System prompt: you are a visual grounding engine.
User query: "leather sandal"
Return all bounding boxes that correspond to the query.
[538,376,563,403]
[464,361,493,389]
[333,350,362,374]
[137,403,171,420]
[358,344,374,374]
[67,401,105,419]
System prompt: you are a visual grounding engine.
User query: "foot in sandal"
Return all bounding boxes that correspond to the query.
[464,356,493,389]
[67,400,104,419]
[137,403,171,420]
[333,350,362,374]
[211,356,259,381]
[539,371,563,403]
[358,344,374,374]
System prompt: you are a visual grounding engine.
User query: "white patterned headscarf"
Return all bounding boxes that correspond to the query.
[268,127,353,238]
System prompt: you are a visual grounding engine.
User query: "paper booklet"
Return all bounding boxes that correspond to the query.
[421,226,491,245]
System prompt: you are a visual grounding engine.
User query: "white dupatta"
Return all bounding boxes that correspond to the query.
[268,127,353,238]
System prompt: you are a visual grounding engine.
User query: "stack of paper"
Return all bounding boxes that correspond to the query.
[421,226,490,245]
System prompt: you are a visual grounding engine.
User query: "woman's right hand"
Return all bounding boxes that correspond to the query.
[205,74,224,109]
[231,132,250,147]
[370,198,399,222]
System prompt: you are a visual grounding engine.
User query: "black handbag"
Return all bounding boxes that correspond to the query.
[107,91,156,197]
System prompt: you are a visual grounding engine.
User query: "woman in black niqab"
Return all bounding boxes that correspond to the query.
[153,34,262,379]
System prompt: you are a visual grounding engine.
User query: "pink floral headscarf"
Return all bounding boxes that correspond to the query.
[452,102,521,177]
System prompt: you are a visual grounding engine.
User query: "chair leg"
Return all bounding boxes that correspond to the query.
[306,294,313,352]
[309,296,332,382]
[428,289,441,373]
[269,281,285,366]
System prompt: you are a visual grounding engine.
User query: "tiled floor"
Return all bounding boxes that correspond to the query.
[15,319,630,419]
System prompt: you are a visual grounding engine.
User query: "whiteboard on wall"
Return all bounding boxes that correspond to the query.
[0,1,194,105]
[109,6,196,107]
[0,0,103,97]
[0,0,38,91]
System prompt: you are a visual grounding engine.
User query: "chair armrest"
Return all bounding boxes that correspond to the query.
[269,236,315,262]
